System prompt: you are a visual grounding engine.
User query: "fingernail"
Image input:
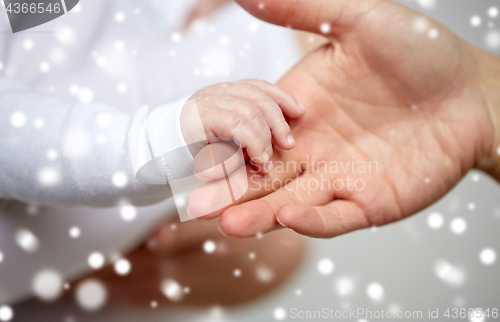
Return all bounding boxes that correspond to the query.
[299,104,305,111]
[266,145,273,158]
[262,151,270,163]
[287,134,295,145]
[264,160,273,172]
[276,215,288,228]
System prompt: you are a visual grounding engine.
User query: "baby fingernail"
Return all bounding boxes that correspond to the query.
[299,104,305,111]
[287,134,295,145]
[264,161,273,172]
[262,151,270,162]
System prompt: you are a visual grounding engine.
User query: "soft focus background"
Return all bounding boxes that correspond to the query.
[9,0,500,321]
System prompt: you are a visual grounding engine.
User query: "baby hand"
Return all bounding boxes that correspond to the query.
[181,79,304,173]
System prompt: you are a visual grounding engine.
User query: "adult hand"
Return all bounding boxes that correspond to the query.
[191,0,500,238]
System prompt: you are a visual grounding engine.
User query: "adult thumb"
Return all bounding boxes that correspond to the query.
[234,0,375,39]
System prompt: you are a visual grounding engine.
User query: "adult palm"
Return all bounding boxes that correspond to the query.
[195,0,497,238]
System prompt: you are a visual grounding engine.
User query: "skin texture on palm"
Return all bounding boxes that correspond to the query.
[191,0,499,238]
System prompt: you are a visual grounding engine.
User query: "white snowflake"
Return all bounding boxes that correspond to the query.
[203,240,216,253]
[0,306,13,321]
[171,32,182,43]
[320,23,331,34]
[69,84,80,94]
[114,259,131,275]
[427,212,444,229]
[450,217,467,234]
[116,83,127,93]
[485,30,500,49]
[38,167,60,186]
[470,16,482,27]
[434,260,466,286]
[161,278,184,302]
[78,87,95,103]
[488,7,499,18]
[219,36,230,46]
[39,62,51,73]
[10,111,26,127]
[32,269,63,301]
[69,226,81,238]
[49,47,67,65]
[72,3,81,13]
[114,40,125,50]
[27,205,38,215]
[428,28,439,39]
[256,265,274,283]
[413,17,429,33]
[33,118,44,129]
[96,135,106,145]
[273,307,286,321]
[416,0,437,10]
[248,22,259,32]
[23,39,34,50]
[55,26,77,46]
[96,56,107,67]
[479,248,496,265]
[366,282,384,301]
[469,308,486,322]
[75,279,107,311]
[97,112,113,128]
[47,149,58,161]
[112,171,128,188]
[336,276,355,296]
[15,229,39,253]
[88,252,105,269]
[120,205,136,221]
[317,258,334,275]
[115,12,126,22]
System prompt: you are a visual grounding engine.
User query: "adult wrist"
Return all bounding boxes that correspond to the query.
[475,48,500,180]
